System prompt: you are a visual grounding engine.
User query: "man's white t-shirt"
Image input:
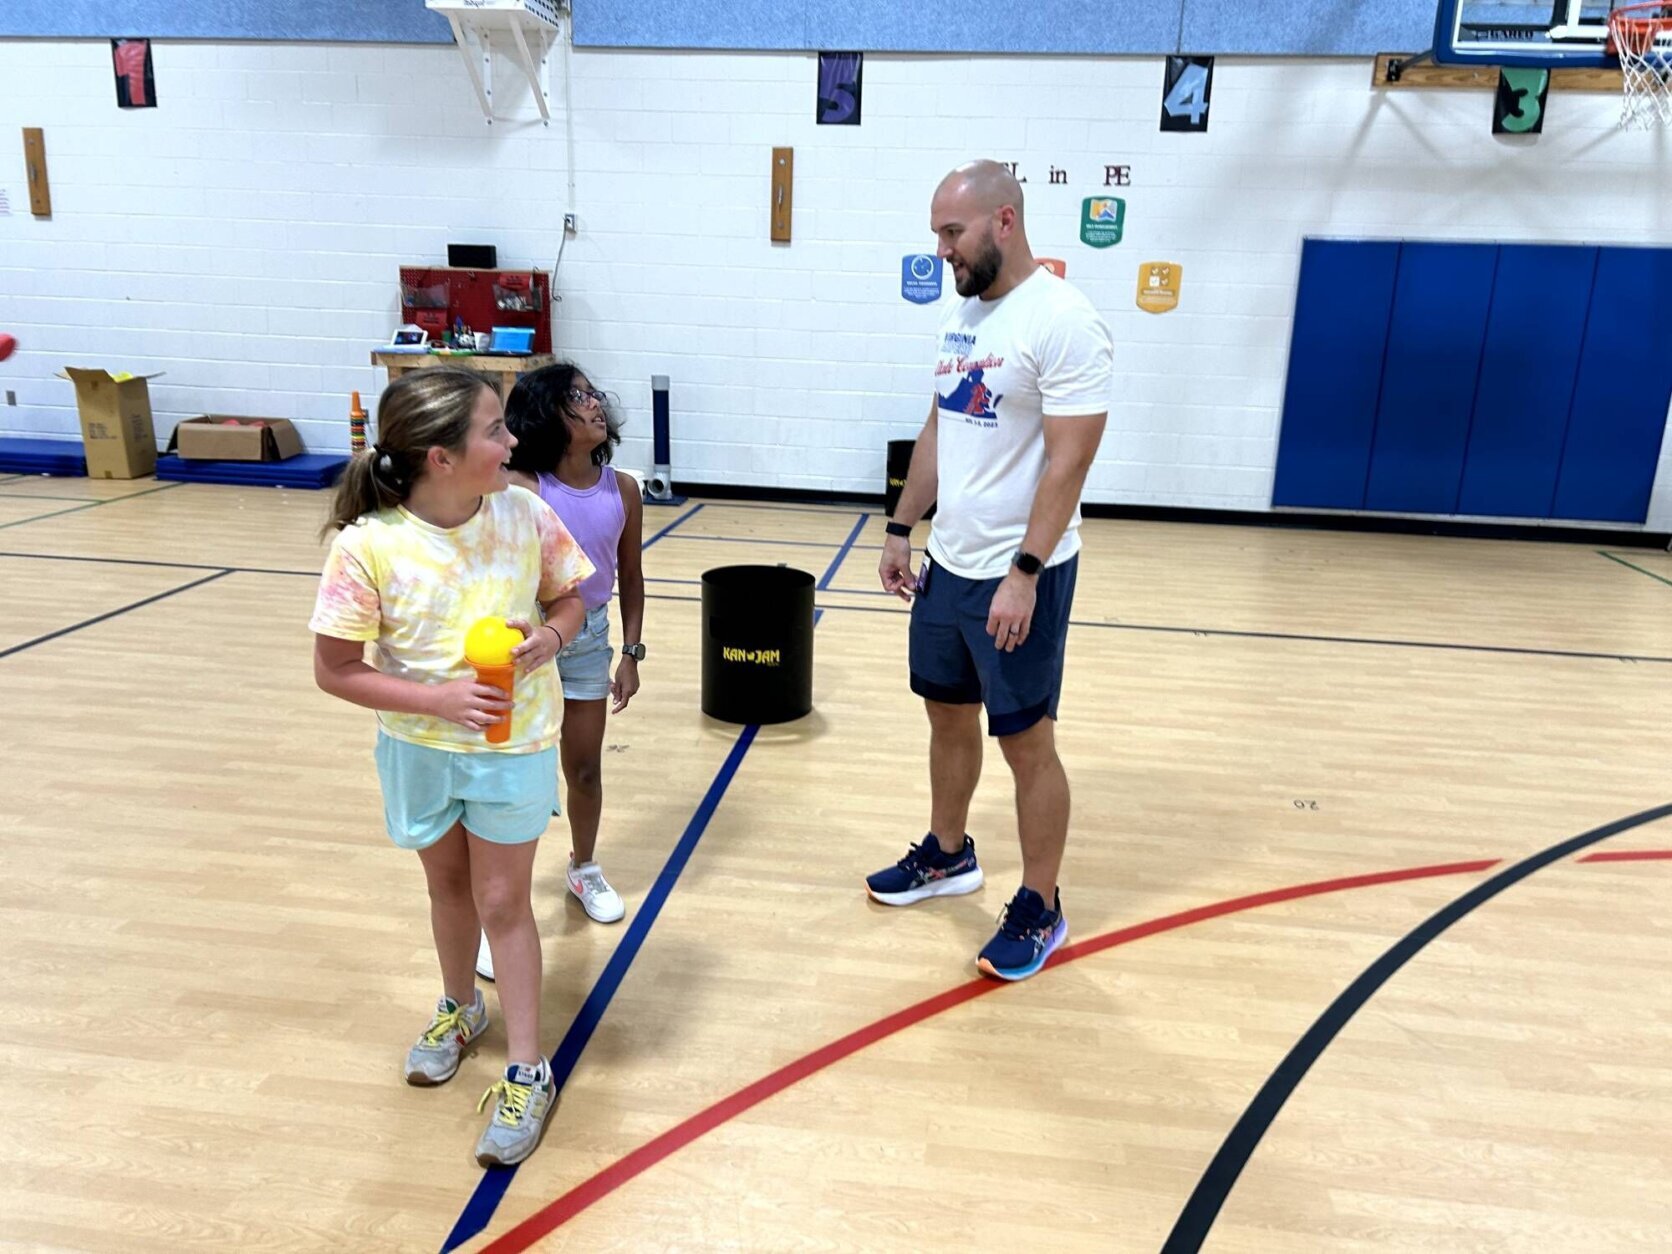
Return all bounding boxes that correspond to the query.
[925,267,1113,580]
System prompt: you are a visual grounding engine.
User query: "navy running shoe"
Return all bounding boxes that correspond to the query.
[977,886,1067,981]
[865,834,983,906]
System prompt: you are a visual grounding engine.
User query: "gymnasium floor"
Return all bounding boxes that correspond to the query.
[2,473,1669,1252]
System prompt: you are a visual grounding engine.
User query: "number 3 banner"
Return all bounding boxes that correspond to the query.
[1161,55,1213,133]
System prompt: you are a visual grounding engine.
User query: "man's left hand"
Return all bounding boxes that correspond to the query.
[986,571,1036,652]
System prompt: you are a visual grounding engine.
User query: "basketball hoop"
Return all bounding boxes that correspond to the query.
[1608,1,1672,128]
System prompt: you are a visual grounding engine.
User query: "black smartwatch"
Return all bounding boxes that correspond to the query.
[1013,550,1043,576]
[884,520,913,538]
[621,642,646,661]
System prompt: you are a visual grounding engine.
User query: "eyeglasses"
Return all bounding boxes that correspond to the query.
[567,388,608,406]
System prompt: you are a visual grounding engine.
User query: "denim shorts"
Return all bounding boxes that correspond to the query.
[908,554,1079,737]
[373,733,559,851]
[556,604,613,702]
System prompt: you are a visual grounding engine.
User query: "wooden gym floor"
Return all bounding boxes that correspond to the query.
[1,473,1669,1252]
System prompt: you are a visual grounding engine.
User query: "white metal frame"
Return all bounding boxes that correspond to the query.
[425,0,567,125]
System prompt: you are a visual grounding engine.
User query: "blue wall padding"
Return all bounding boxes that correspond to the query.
[4,0,1446,53]
[1456,245,1597,518]
[1275,239,1672,524]
[1554,247,1672,523]
[573,0,1429,52]
[1364,243,1499,515]
[2,1,451,42]
[1271,240,1400,511]
[1179,0,1434,55]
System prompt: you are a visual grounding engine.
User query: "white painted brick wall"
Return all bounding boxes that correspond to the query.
[3,41,1670,525]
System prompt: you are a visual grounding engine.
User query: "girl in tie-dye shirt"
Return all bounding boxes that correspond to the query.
[310,369,592,1168]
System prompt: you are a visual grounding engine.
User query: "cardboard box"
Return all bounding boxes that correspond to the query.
[61,368,161,479]
[169,416,305,462]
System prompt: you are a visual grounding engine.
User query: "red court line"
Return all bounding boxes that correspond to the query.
[477,857,1500,1254]
[1578,849,1672,863]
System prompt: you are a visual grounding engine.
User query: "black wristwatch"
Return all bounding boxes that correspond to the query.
[884,520,913,538]
[1013,550,1043,576]
[621,642,647,661]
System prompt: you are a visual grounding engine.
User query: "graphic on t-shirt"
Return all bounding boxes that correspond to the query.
[939,367,1003,420]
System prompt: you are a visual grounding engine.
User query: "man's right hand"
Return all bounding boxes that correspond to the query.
[879,534,918,602]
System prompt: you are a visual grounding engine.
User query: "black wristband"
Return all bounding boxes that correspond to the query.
[884,520,913,538]
[544,624,564,650]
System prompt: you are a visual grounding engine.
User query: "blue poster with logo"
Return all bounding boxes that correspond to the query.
[901,254,943,304]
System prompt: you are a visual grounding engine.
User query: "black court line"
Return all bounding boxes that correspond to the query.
[0,481,185,532]
[4,550,1670,666]
[0,569,234,660]
[1597,549,1672,590]
[1161,800,1672,1253]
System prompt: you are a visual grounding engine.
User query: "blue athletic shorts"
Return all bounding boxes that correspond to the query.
[373,733,559,851]
[908,554,1078,737]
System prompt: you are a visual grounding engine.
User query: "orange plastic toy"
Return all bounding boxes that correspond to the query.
[464,617,523,744]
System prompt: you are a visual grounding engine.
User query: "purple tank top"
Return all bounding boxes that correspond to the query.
[535,468,624,610]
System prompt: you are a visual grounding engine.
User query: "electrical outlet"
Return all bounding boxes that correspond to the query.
[4,391,14,407]
[563,212,577,234]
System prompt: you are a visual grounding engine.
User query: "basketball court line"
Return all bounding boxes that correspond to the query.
[2,550,1668,666]
[641,503,705,549]
[1597,548,1672,589]
[1162,801,1672,1250]
[0,481,183,532]
[817,513,870,590]
[467,817,1670,1253]
[0,569,233,659]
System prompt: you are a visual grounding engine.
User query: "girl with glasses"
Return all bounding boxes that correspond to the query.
[473,363,646,980]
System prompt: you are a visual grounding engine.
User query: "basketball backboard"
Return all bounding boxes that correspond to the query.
[1434,0,1618,65]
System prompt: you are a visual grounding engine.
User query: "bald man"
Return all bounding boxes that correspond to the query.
[867,160,1113,982]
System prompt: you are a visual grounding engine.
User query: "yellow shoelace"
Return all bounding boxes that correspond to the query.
[478,1077,533,1128]
[421,1004,469,1047]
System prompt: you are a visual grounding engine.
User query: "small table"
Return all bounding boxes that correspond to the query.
[370,351,557,400]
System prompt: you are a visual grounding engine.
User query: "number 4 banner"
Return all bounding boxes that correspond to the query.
[1161,55,1213,132]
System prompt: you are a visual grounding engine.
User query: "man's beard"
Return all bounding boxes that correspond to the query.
[955,238,1003,297]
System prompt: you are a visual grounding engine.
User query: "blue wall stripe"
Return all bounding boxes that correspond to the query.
[573,0,1434,53]
[3,0,450,41]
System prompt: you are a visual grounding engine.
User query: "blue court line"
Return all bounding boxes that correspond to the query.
[663,533,842,550]
[0,569,233,659]
[817,513,870,592]
[442,723,763,1252]
[641,502,705,550]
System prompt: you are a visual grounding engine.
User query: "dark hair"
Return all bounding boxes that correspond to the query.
[322,368,490,535]
[504,361,621,474]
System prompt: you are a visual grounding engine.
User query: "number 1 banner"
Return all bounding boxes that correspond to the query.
[1161,55,1213,133]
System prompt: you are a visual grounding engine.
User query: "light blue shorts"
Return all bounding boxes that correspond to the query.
[374,733,559,851]
[556,604,613,702]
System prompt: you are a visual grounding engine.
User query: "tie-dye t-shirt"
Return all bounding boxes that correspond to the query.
[309,485,594,753]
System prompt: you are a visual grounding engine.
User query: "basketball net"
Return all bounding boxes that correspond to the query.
[1610,3,1672,128]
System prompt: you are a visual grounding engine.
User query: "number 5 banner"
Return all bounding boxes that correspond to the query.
[1161,55,1213,133]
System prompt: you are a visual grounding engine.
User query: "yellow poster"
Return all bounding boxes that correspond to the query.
[1136,261,1182,314]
